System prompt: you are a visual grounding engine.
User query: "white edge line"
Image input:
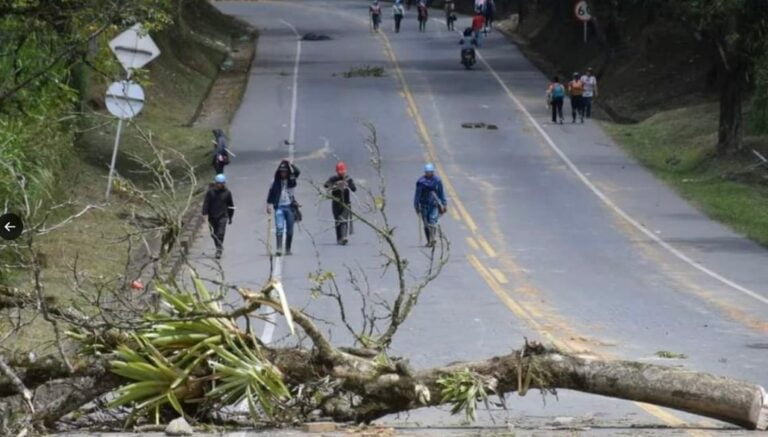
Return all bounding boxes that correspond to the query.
[261,19,302,344]
[471,48,768,306]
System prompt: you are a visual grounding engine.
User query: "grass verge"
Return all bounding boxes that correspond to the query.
[602,103,768,246]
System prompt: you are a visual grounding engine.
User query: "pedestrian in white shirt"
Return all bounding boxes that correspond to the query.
[581,67,598,119]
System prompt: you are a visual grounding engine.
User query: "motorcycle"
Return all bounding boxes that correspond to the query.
[461,48,476,70]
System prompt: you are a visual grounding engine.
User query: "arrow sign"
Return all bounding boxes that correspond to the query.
[109,24,161,75]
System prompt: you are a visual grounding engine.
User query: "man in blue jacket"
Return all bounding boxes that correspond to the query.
[414,163,447,247]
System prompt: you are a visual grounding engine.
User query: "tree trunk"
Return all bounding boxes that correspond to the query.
[717,56,746,154]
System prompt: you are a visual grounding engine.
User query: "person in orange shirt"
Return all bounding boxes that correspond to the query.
[567,72,585,124]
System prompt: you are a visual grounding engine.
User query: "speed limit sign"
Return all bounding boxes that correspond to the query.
[574,0,591,21]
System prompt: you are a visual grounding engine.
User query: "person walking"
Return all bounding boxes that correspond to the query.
[444,0,456,31]
[471,9,486,45]
[568,72,585,124]
[483,0,495,33]
[393,0,405,33]
[266,160,300,256]
[581,67,598,119]
[547,76,565,124]
[211,129,230,174]
[417,1,428,32]
[202,174,235,259]
[370,0,382,31]
[324,161,357,245]
[414,163,447,248]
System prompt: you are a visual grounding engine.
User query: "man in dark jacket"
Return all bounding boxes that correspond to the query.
[414,163,447,247]
[324,161,357,245]
[212,129,230,174]
[266,160,300,256]
[202,173,235,259]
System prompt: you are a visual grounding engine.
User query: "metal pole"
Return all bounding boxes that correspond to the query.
[584,21,587,43]
[105,118,124,200]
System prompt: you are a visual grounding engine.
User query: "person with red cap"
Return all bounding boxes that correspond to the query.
[324,161,357,245]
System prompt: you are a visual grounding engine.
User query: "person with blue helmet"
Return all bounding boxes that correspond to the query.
[202,173,235,259]
[414,163,447,247]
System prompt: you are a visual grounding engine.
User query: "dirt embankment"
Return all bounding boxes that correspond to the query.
[432,0,717,123]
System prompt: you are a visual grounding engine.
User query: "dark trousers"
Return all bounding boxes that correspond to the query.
[213,161,225,174]
[419,18,426,32]
[208,216,228,250]
[570,95,584,122]
[332,203,352,242]
[394,14,403,32]
[551,97,564,122]
[583,96,593,118]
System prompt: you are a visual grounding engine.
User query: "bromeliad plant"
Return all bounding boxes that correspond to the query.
[106,277,290,423]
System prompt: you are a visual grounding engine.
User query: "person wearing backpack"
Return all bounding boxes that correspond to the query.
[568,72,585,124]
[393,0,405,33]
[547,76,565,124]
[211,129,230,174]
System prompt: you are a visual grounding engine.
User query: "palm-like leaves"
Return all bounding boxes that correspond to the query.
[106,277,289,423]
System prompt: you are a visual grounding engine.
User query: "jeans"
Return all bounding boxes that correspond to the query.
[583,96,593,118]
[208,216,228,250]
[275,204,295,238]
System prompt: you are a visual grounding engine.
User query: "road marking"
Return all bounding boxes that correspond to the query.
[470,50,768,307]
[489,267,508,284]
[476,235,497,258]
[466,236,480,251]
[260,19,302,345]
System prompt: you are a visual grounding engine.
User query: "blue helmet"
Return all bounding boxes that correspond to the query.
[214,174,226,184]
[424,163,435,173]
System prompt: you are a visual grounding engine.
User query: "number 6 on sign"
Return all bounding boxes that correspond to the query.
[574,0,591,43]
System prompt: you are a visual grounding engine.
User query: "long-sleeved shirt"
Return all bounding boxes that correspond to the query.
[202,186,235,220]
[324,175,357,206]
[414,176,447,209]
[393,4,404,16]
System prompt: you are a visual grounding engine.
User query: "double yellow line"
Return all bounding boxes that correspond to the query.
[376,29,710,435]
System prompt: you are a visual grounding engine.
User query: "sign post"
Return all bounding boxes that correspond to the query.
[574,1,591,43]
[104,24,160,200]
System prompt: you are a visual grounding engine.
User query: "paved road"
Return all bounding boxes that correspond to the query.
[188,0,768,433]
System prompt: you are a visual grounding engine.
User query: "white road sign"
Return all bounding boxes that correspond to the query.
[105,80,145,120]
[108,24,161,74]
[574,1,592,21]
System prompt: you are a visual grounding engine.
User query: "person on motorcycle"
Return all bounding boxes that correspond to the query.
[370,0,382,31]
[459,27,478,66]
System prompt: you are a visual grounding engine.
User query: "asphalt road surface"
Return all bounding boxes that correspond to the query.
[187,1,768,433]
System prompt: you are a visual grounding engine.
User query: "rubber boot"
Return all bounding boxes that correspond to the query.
[285,234,293,255]
[275,233,283,256]
[335,223,342,244]
[424,226,432,247]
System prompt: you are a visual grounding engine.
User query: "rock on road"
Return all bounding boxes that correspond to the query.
[186,0,768,433]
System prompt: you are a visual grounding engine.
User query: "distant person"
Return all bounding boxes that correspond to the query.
[445,0,456,31]
[417,1,428,32]
[568,72,585,124]
[370,0,382,31]
[483,0,495,33]
[393,0,405,33]
[414,163,447,248]
[547,76,565,124]
[211,129,230,174]
[471,10,485,45]
[266,160,300,256]
[581,67,598,119]
[324,161,357,245]
[406,0,412,10]
[202,174,235,259]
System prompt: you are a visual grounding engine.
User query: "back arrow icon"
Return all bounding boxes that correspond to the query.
[4,223,15,232]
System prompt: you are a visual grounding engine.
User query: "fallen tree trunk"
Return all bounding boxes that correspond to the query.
[325,345,767,430]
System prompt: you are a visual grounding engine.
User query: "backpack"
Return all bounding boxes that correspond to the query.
[551,83,565,98]
[217,150,230,165]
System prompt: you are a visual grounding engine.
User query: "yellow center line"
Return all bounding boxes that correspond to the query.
[466,236,480,251]
[376,27,707,434]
